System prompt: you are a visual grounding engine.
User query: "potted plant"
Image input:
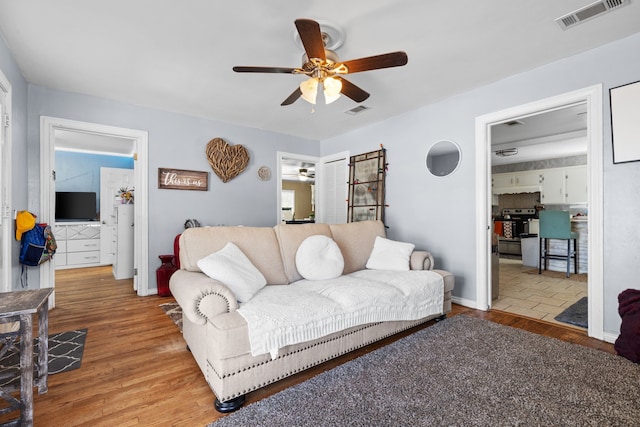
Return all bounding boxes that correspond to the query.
[117,187,134,204]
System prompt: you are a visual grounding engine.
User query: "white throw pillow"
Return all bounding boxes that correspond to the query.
[295,235,344,281]
[366,236,415,271]
[197,242,266,303]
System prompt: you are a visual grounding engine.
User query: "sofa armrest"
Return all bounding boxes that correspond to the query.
[410,250,435,271]
[169,270,239,325]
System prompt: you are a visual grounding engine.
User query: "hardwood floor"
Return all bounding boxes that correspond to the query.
[20,266,613,426]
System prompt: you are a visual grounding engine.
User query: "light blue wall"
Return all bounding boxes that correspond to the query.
[321,32,640,335]
[26,86,318,292]
[0,30,29,289]
[55,151,134,214]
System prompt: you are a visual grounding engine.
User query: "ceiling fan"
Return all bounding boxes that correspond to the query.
[232,19,408,106]
[282,162,316,181]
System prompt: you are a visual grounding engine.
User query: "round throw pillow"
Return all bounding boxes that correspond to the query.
[295,235,344,281]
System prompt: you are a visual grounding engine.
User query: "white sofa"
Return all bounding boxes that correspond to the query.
[170,220,454,412]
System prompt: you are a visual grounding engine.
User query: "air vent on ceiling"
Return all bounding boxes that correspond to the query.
[556,0,630,30]
[344,105,370,116]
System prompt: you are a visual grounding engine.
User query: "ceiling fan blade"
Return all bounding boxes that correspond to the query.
[339,51,408,74]
[336,77,370,103]
[233,66,297,74]
[281,87,302,106]
[295,19,326,61]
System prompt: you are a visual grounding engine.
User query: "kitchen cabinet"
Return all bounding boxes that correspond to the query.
[565,165,588,204]
[492,171,542,194]
[492,173,515,189]
[493,166,587,203]
[540,166,588,204]
[540,169,565,204]
[514,171,542,187]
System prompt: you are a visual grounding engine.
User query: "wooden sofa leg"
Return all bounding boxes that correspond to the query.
[215,395,245,413]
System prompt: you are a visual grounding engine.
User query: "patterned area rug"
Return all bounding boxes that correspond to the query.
[160,302,182,332]
[555,296,588,328]
[0,329,87,388]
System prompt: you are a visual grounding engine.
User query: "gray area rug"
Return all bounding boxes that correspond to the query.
[0,329,87,388]
[209,316,640,427]
[160,302,183,332]
[555,296,588,328]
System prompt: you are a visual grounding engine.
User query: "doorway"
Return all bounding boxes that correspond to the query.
[277,151,349,225]
[475,85,604,340]
[40,117,150,305]
[279,154,317,224]
[490,103,588,327]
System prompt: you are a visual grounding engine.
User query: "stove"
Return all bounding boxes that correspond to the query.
[495,208,537,256]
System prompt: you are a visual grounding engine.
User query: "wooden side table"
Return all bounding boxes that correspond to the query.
[0,288,53,427]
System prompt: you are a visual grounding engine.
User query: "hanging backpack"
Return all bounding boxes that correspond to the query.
[19,223,57,266]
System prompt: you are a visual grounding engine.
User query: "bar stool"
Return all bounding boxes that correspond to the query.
[538,210,578,277]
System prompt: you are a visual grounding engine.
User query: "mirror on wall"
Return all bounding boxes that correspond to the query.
[426,140,461,177]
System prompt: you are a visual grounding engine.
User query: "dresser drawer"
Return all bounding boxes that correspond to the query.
[56,240,67,254]
[54,253,67,267]
[67,251,101,265]
[67,239,100,253]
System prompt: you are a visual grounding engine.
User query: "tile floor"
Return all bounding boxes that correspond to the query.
[491,257,588,329]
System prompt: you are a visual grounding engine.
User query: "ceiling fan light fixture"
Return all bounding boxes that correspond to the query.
[323,77,342,104]
[300,78,318,104]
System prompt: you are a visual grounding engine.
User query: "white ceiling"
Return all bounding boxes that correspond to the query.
[1,1,639,142]
[491,103,588,165]
[55,129,135,156]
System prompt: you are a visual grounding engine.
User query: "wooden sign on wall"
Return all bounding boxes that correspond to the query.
[158,168,209,191]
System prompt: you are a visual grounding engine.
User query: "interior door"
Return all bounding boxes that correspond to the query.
[99,167,134,266]
[317,152,349,224]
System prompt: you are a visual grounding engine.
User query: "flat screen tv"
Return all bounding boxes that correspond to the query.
[55,192,98,221]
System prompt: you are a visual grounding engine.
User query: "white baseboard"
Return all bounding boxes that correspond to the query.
[451,296,484,310]
[602,331,618,344]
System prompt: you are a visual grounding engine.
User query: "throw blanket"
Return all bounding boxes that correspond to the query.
[237,270,444,359]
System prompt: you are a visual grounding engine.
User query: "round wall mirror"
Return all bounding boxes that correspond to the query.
[426,140,461,177]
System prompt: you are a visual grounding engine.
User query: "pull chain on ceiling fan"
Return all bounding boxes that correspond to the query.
[233,19,408,106]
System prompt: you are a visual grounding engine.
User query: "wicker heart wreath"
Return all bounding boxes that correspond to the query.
[205,138,250,183]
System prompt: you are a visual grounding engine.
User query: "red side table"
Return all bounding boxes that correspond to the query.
[156,254,178,297]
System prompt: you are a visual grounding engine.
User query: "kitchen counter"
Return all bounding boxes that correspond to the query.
[548,218,587,274]
[527,217,587,274]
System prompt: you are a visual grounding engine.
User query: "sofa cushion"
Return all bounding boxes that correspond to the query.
[274,223,333,283]
[295,235,344,280]
[366,236,415,271]
[329,220,386,274]
[179,226,288,285]
[197,242,266,303]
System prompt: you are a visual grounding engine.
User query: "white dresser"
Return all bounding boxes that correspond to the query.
[53,222,102,269]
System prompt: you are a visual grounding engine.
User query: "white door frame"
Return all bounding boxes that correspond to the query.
[0,69,11,292]
[40,117,150,299]
[475,85,604,340]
